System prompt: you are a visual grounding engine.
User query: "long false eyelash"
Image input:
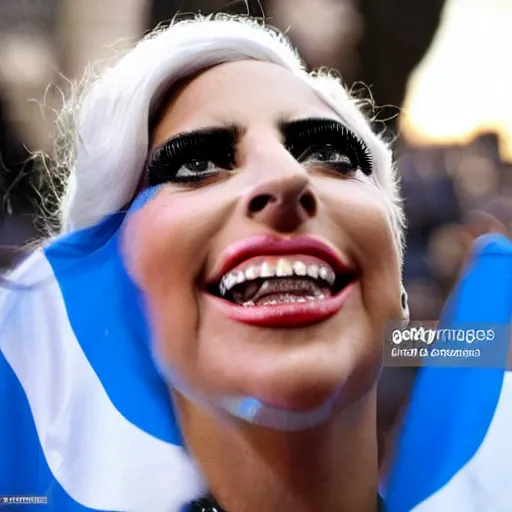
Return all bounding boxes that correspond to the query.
[284,120,373,176]
[146,130,237,186]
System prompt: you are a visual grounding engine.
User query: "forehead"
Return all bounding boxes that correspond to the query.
[152,60,341,146]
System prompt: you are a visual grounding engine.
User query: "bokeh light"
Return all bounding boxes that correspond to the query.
[401,0,512,161]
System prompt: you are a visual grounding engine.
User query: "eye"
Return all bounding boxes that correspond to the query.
[299,144,354,174]
[175,160,217,178]
[302,145,352,165]
[147,128,239,186]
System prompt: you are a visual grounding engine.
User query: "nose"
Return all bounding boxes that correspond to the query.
[243,168,317,233]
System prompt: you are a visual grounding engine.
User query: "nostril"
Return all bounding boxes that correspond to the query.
[249,194,274,213]
[299,191,317,216]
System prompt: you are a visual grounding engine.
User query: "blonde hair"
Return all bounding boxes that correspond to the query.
[54,14,405,258]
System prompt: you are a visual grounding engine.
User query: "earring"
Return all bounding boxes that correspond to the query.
[401,290,408,311]
[400,286,409,326]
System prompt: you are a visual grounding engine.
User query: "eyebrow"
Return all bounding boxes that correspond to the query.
[152,117,347,153]
[279,116,342,132]
[151,124,243,156]
[278,117,356,145]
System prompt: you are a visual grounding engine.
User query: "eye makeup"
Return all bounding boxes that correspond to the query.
[147,126,240,186]
[146,118,373,187]
[280,118,373,176]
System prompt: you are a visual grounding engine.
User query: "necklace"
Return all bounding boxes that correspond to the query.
[189,493,386,511]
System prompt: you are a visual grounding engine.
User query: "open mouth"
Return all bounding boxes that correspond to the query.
[208,255,355,307]
[203,235,357,327]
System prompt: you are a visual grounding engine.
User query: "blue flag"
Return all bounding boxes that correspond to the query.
[0,207,206,511]
[385,234,512,511]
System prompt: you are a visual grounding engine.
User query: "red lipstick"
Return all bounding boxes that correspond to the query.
[204,234,356,328]
[208,234,351,284]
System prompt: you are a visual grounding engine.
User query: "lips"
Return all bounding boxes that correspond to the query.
[208,235,351,284]
[203,235,357,327]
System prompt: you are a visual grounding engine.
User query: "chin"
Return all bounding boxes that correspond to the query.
[157,294,384,425]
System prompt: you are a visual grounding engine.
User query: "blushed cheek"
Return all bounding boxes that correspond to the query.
[359,214,402,319]
[360,214,399,275]
[354,207,400,292]
[325,188,397,268]
[345,193,399,274]
[121,192,197,285]
[326,187,401,316]
[120,198,204,369]
[121,203,169,287]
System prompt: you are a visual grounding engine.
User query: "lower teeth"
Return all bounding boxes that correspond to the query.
[242,294,325,307]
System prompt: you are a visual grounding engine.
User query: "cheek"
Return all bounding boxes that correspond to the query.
[121,195,202,346]
[122,189,228,289]
[324,182,402,315]
[120,194,205,340]
[123,195,193,289]
[327,183,399,267]
[120,188,235,373]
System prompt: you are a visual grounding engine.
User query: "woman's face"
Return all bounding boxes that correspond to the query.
[124,60,402,414]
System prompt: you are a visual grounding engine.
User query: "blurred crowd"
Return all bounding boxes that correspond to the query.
[0,0,511,325]
[400,134,512,320]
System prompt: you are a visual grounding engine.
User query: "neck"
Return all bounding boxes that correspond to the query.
[174,391,379,512]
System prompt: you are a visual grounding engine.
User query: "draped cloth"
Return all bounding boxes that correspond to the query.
[0,210,206,511]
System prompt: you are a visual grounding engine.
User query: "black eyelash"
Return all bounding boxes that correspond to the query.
[284,120,373,176]
[147,129,237,186]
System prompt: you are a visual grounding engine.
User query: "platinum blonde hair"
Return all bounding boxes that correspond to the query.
[56,14,405,258]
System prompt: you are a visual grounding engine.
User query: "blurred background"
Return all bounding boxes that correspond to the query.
[0,0,511,444]
[2,0,512,314]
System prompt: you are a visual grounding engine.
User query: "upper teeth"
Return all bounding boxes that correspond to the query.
[219,259,336,296]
